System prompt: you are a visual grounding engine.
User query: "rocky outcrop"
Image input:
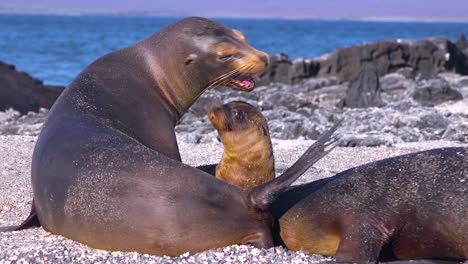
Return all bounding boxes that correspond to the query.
[0,61,64,114]
[412,78,463,106]
[173,70,468,146]
[260,36,468,84]
[1,38,467,147]
[456,33,468,51]
[0,108,48,136]
[317,40,409,81]
[338,63,384,108]
[291,58,321,84]
[257,53,295,85]
[2,72,467,146]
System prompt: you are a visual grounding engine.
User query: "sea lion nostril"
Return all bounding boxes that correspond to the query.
[259,54,269,67]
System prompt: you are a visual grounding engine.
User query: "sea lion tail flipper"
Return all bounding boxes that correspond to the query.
[0,200,40,233]
[248,119,343,211]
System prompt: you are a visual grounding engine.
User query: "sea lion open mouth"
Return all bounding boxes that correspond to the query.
[229,74,256,91]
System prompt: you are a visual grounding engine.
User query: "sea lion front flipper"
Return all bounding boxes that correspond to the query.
[0,200,40,233]
[335,213,392,264]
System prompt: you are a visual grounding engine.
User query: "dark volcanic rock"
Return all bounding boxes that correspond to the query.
[339,63,384,108]
[176,73,468,146]
[291,58,320,83]
[318,41,409,81]
[412,78,463,106]
[297,77,339,92]
[438,72,468,97]
[185,92,223,117]
[380,73,413,91]
[318,37,468,82]
[423,37,468,76]
[1,56,467,147]
[0,61,64,114]
[261,37,468,85]
[264,92,316,111]
[258,53,294,85]
[456,33,468,51]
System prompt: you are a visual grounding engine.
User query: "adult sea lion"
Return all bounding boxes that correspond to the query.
[0,16,342,256]
[271,147,468,263]
[208,101,274,189]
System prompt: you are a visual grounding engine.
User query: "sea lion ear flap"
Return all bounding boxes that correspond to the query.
[261,124,268,136]
[232,29,245,41]
[184,54,198,65]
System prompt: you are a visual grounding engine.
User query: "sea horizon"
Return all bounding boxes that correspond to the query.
[1,13,468,86]
[2,6,468,23]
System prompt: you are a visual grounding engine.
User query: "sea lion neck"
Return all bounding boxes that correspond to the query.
[222,129,273,161]
[139,36,210,121]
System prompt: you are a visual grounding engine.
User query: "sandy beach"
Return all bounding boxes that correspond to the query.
[1,134,466,263]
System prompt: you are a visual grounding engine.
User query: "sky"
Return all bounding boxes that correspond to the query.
[1,0,468,21]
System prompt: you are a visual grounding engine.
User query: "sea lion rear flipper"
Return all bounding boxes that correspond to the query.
[0,200,40,233]
[249,119,343,210]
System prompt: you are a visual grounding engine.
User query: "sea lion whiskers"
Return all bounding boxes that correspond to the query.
[207,64,254,89]
[223,64,258,91]
[206,68,241,89]
[206,65,248,89]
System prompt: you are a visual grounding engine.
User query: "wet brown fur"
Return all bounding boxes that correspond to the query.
[209,101,274,189]
[271,147,468,263]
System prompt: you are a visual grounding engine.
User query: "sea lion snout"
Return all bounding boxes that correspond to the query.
[209,30,268,92]
[208,106,228,131]
[256,50,269,68]
[238,48,269,75]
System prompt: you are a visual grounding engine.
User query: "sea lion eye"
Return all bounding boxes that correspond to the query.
[219,54,234,61]
[184,53,198,65]
[232,109,243,119]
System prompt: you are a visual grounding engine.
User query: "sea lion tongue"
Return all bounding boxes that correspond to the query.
[230,75,255,91]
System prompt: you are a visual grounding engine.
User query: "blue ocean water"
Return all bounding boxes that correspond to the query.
[1,14,468,86]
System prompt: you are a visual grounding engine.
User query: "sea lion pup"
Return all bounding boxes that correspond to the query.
[208,101,274,189]
[0,16,342,256]
[271,147,468,263]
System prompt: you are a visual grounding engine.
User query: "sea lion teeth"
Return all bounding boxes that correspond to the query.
[229,75,255,90]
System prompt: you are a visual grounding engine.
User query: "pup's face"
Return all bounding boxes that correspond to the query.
[208,101,269,136]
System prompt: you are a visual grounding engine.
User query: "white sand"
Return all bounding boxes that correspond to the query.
[0,135,466,263]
